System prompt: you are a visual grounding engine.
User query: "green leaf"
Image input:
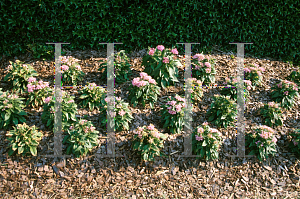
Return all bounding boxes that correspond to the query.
[4,112,11,121]
[18,146,24,154]
[208,115,214,121]
[29,146,37,156]
[12,118,18,125]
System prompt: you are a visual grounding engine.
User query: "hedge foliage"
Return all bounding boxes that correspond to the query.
[1,0,299,65]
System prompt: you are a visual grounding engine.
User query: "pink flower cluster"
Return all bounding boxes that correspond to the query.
[166,95,185,115]
[163,57,169,63]
[277,80,298,91]
[132,72,156,87]
[61,65,69,71]
[192,53,205,61]
[118,109,126,116]
[268,102,279,108]
[27,78,49,93]
[244,63,265,76]
[195,134,204,141]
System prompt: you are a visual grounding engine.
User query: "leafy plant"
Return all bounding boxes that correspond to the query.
[0,89,27,130]
[132,124,168,162]
[245,125,278,161]
[4,60,38,94]
[287,68,300,87]
[78,82,106,111]
[192,122,223,160]
[60,56,85,86]
[206,95,237,129]
[188,78,203,104]
[25,77,52,108]
[41,90,77,130]
[127,72,161,109]
[6,123,43,156]
[142,45,182,89]
[258,102,283,127]
[288,129,300,157]
[99,96,133,131]
[270,79,299,110]
[160,95,188,134]
[244,63,265,90]
[98,50,132,84]
[191,53,217,85]
[63,119,100,158]
[220,76,252,102]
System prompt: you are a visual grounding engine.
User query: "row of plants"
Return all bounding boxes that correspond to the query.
[1,45,300,163]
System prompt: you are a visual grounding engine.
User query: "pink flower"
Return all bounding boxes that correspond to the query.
[268,102,275,107]
[104,97,109,102]
[157,45,165,51]
[44,96,52,103]
[116,104,122,109]
[244,80,252,86]
[75,65,81,70]
[149,79,156,84]
[257,71,262,76]
[140,72,148,78]
[204,62,211,68]
[147,124,155,130]
[193,53,205,61]
[195,135,203,141]
[202,122,208,126]
[168,110,176,115]
[259,67,265,72]
[61,65,69,71]
[169,100,176,106]
[28,77,36,83]
[36,85,42,90]
[67,100,74,103]
[118,110,126,116]
[171,48,178,55]
[175,104,182,112]
[277,83,282,88]
[253,63,259,68]
[143,76,151,81]
[199,62,204,67]
[116,97,121,101]
[247,86,251,90]
[167,106,172,110]
[205,68,211,73]
[163,57,169,63]
[284,91,289,95]
[272,137,277,143]
[195,65,200,70]
[148,48,155,56]
[293,86,298,91]
[244,68,251,73]
[197,127,204,134]
[151,130,160,139]
[140,81,148,87]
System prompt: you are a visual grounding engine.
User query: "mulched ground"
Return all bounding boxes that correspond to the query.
[0,45,300,198]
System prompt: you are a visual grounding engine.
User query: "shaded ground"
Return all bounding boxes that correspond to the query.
[0,45,299,198]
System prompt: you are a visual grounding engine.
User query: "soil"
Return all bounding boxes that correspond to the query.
[0,45,299,198]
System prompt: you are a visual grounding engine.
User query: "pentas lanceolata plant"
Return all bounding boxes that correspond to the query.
[206,95,237,129]
[98,50,132,84]
[128,72,161,109]
[287,68,300,87]
[4,60,38,94]
[78,83,106,111]
[59,56,85,86]
[63,119,100,158]
[244,63,265,90]
[41,90,77,130]
[160,95,188,134]
[142,45,182,89]
[220,76,252,102]
[245,125,277,161]
[288,129,300,157]
[188,78,203,104]
[258,102,283,127]
[192,122,223,160]
[6,123,43,156]
[25,77,52,108]
[132,124,168,162]
[191,53,217,85]
[99,96,133,131]
[0,89,27,130]
[270,79,299,110]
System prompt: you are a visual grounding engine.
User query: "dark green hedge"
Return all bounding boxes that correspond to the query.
[1,0,299,65]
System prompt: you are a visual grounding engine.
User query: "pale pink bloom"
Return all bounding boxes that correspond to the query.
[148,48,155,56]
[80,120,85,125]
[196,80,202,85]
[175,104,182,112]
[199,62,204,67]
[257,71,262,76]
[244,68,251,73]
[28,77,36,83]
[169,100,176,106]
[143,76,151,81]
[149,79,156,84]
[268,102,275,107]
[157,45,165,51]
[90,126,95,132]
[293,86,298,91]
[151,130,160,139]
[167,106,172,110]
[175,95,185,102]
[254,63,259,68]
[277,82,282,88]
[140,81,148,87]
[244,80,252,86]
[69,126,74,130]
[84,127,89,133]
[203,122,208,126]
[109,111,116,118]
[210,128,219,133]
[207,133,212,138]
[284,91,289,95]
[28,88,34,93]
[38,80,43,85]
[116,104,122,109]
[205,62,211,68]
[36,85,42,90]
[259,67,265,72]
[168,110,176,115]
[195,135,204,141]
[197,127,204,134]
[195,65,200,70]
[147,124,155,130]
[76,65,81,70]
[272,137,277,143]
[247,86,251,90]
[44,97,52,103]
[194,53,205,61]
[205,68,211,73]
[171,48,178,55]
[275,104,279,108]
[116,97,121,101]
[163,57,169,63]
[140,72,148,78]
[105,97,109,102]
[67,99,74,103]
[137,127,144,133]
[61,65,69,71]
[118,110,126,116]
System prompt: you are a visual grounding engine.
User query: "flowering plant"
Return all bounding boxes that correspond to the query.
[6,123,43,156]
[220,76,252,102]
[191,53,217,85]
[288,129,300,157]
[78,83,106,111]
[270,79,299,110]
[142,45,182,89]
[0,89,27,130]
[132,124,168,162]
[245,125,277,161]
[98,96,133,131]
[4,60,38,94]
[258,102,283,127]
[187,78,203,104]
[206,95,237,129]
[244,63,265,90]
[160,95,187,134]
[287,68,300,87]
[127,72,161,109]
[192,123,223,160]
[59,56,85,86]
[41,90,77,130]
[63,119,100,158]
[98,50,132,84]
[25,77,52,108]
